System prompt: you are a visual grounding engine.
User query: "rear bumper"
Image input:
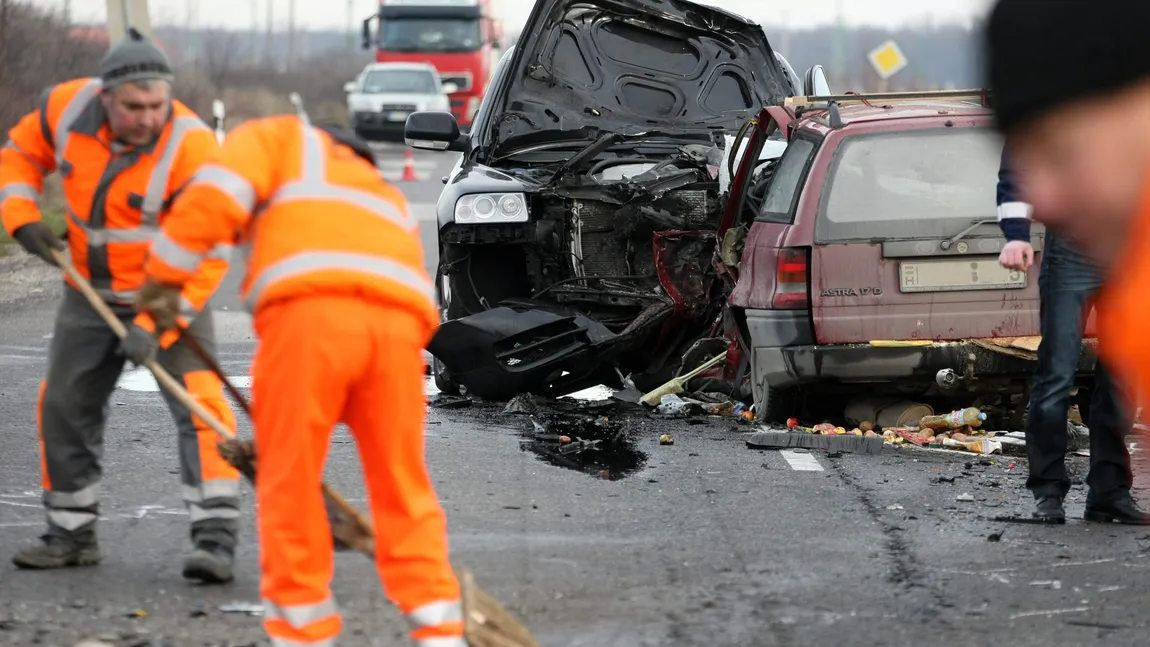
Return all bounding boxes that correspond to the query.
[744,309,1096,394]
[352,113,409,140]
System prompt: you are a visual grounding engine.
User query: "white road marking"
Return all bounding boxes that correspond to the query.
[0,499,41,509]
[1008,607,1090,620]
[779,450,825,472]
[116,366,252,392]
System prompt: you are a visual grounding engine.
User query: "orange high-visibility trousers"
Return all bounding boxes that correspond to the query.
[250,294,463,647]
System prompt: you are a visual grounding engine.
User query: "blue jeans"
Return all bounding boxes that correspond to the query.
[1025,232,1132,502]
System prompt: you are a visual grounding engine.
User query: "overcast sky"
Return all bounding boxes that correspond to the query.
[36,0,997,32]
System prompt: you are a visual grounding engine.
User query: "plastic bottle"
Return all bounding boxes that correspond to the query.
[919,407,987,430]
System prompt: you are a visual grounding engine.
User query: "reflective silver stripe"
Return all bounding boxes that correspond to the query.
[300,120,325,182]
[47,509,98,532]
[3,139,48,174]
[407,600,463,628]
[263,597,339,629]
[179,296,199,318]
[272,183,412,231]
[0,182,40,206]
[95,287,137,303]
[244,251,436,312]
[53,79,103,165]
[202,478,240,500]
[44,483,99,509]
[415,638,469,647]
[207,243,234,261]
[150,230,203,272]
[189,504,241,523]
[68,208,157,245]
[142,116,211,225]
[270,638,334,647]
[191,164,257,212]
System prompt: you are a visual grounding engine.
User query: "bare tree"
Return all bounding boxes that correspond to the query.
[203,29,242,95]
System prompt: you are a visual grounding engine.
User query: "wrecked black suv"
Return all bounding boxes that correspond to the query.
[405,0,794,401]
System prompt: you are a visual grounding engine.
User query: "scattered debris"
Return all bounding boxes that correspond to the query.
[520,412,646,480]
[125,609,148,619]
[987,529,1005,542]
[430,394,471,409]
[503,394,538,415]
[659,434,675,446]
[886,504,904,511]
[745,430,885,455]
[220,602,265,616]
[1029,580,1063,590]
[956,493,976,502]
[74,642,116,647]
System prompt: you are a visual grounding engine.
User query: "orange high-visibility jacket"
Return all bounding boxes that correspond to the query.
[1097,184,1150,413]
[143,115,438,341]
[0,77,227,337]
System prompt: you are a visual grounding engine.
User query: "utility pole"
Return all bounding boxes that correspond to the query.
[264,0,274,66]
[251,0,259,65]
[832,0,844,86]
[287,0,296,72]
[63,0,72,25]
[347,0,355,51]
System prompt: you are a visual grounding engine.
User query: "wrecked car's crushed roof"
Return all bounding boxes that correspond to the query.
[485,0,792,150]
[802,100,994,128]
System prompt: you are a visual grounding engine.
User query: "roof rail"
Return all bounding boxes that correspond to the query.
[784,89,991,108]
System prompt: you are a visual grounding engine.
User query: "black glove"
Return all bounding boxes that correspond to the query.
[12,222,65,266]
[118,324,159,366]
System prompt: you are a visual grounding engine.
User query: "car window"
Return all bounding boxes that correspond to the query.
[362,70,439,94]
[816,127,1004,241]
[758,137,816,224]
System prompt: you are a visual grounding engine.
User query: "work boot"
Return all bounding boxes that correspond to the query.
[1032,496,1066,523]
[182,541,235,584]
[12,534,100,569]
[1084,493,1150,525]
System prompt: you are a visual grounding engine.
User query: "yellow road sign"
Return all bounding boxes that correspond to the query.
[868,40,908,80]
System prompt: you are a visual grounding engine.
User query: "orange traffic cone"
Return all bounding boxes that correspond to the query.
[401,148,418,182]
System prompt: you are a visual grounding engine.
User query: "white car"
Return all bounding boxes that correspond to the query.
[345,62,457,142]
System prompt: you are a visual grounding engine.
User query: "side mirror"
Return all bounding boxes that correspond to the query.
[441,82,459,95]
[361,18,372,50]
[344,81,357,94]
[803,65,832,97]
[405,111,469,152]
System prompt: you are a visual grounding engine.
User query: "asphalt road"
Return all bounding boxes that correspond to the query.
[4,146,1150,646]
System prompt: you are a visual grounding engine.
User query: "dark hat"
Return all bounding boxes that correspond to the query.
[99,27,174,89]
[986,0,1150,134]
[314,123,377,168]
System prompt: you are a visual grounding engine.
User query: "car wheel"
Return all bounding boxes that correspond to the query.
[757,383,798,425]
[432,355,462,396]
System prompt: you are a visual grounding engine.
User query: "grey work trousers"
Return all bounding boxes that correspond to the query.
[37,285,241,548]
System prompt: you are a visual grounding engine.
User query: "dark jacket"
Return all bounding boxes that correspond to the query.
[996,148,1032,243]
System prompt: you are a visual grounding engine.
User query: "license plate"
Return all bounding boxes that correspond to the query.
[386,111,409,122]
[899,257,1027,293]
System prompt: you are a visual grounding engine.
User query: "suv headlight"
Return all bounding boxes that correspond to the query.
[455,193,528,224]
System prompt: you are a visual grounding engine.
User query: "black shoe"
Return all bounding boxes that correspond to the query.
[12,534,101,569]
[1084,495,1150,525]
[182,541,235,584]
[1033,496,1066,524]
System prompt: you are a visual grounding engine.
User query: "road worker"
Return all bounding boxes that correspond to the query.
[985,0,1150,486]
[134,114,466,647]
[0,29,242,582]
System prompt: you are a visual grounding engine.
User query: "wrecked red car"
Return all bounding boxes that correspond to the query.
[405,0,813,401]
[725,92,1103,423]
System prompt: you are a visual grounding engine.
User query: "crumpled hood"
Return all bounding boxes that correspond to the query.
[486,0,790,151]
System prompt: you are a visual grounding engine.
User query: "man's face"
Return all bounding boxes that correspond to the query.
[1008,83,1150,272]
[101,81,171,146]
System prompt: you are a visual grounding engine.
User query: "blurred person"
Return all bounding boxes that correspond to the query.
[987,0,1150,522]
[997,148,1145,523]
[0,28,241,580]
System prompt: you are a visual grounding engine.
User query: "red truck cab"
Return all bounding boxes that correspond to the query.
[362,0,503,130]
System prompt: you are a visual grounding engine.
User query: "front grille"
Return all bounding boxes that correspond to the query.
[379,104,417,112]
[440,73,472,91]
[450,98,466,108]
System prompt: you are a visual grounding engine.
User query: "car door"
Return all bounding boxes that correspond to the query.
[804,120,1044,344]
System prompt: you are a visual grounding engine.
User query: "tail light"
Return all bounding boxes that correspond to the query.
[773,247,810,309]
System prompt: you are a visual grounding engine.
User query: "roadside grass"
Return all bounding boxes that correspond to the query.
[0,207,66,256]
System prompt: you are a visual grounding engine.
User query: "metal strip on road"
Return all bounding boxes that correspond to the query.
[779,450,825,472]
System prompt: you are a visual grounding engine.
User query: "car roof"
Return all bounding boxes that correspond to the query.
[796,99,993,131]
[363,62,438,73]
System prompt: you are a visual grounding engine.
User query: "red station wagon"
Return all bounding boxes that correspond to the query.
[724,91,1100,423]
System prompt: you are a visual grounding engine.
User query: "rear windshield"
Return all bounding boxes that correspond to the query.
[815,127,1004,241]
[362,70,439,94]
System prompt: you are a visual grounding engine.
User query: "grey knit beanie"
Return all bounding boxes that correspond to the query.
[99,27,175,89]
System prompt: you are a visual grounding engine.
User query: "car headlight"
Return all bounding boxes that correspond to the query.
[455,193,528,224]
